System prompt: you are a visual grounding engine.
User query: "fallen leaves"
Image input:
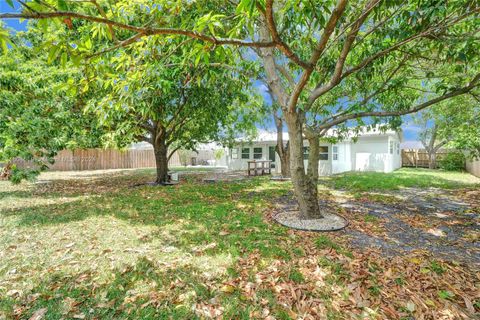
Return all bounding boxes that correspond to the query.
[28,308,47,320]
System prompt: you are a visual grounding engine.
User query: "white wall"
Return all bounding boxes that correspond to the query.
[351,135,401,173]
[331,142,352,174]
[226,133,402,175]
[226,143,278,172]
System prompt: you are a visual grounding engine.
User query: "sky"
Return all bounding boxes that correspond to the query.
[1,2,26,31]
[0,2,422,145]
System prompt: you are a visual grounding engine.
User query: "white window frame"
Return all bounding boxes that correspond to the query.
[389,141,394,154]
[231,148,238,159]
[396,142,400,155]
[332,145,339,161]
[319,146,329,161]
[241,147,250,159]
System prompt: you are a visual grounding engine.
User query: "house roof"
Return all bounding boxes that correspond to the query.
[237,126,402,144]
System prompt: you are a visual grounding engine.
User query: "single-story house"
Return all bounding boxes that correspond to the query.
[223,128,402,175]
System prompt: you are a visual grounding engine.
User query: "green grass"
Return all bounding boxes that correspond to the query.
[0,171,296,319]
[1,168,477,319]
[320,168,480,192]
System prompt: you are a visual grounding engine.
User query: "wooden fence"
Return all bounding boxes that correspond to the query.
[14,149,183,171]
[466,159,480,177]
[401,149,450,168]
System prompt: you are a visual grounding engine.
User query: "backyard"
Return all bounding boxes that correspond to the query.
[0,168,479,319]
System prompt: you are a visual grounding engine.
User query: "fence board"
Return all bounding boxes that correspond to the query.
[401,149,450,168]
[14,148,185,171]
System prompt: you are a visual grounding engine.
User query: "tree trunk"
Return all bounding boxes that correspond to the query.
[306,133,320,183]
[273,109,291,177]
[278,142,291,177]
[428,151,436,169]
[153,138,169,184]
[284,111,323,219]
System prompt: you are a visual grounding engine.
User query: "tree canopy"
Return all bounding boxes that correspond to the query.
[0,32,104,183]
[1,0,479,217]
[86,36,260,183]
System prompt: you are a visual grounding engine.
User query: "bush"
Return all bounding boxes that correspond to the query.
[438,152,465,171]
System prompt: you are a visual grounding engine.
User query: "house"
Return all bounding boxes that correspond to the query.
[223,128,402,175]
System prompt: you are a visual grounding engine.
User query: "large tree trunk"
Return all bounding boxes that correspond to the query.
[306,132,320,183]
[278,142,291,177]
[258,19,320,219]
[273,108,291,177]
[153,138,169,184]
[284,111,322,219]
[428,151,436,169]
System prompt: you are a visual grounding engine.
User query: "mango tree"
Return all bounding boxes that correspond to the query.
[87,37,258,184]
[0,31,104,183]
[2,0,479,217]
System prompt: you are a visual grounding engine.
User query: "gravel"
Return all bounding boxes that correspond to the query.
[274,210,348,231]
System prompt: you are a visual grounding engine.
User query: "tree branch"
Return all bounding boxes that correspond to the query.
[315,73,480,131]
[286,0,348,113]
[263,0,310,68]
[87,33,143,58]
[0,11,277,48]
[168,145,182,161]
[307,6,480,105]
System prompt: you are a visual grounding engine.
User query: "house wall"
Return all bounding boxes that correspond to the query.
[226,143,279,172]
[331,142,352,174]
[226,133,402,175]
[351,135,401,173]
[227,141,334,176]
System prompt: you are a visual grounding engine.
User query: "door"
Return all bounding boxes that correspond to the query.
[269,146,276,168]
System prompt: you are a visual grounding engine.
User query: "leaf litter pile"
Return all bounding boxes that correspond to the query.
[0,169,479,319]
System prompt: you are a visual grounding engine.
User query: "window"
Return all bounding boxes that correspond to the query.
[253,147,263,159]
[319,146,329,160]
[396,142,400,155]
[303,146,309,160]
[332,146,339,161]
[241,147,250,159]
[231,148,238,159]
[389,141,394,154]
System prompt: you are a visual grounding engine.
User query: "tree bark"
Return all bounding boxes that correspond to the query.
[278,142,290,177]
[284,111,322,219]
[273,107,290,177]
[305,131,320,183]
[153,137,169,184]
[428,151,436,169]
[258,18,320,219]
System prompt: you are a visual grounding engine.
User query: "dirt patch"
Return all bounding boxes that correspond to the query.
[337,188,480,267]
[275,187,479,267]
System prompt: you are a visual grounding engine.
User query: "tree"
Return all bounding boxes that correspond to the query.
[442,96,480,159]
[87,37,257,184]
[2,0,480,217]
[264,88,290,177]
[0,32,103,183]
[178,150,192,167]
[416,94,480,168]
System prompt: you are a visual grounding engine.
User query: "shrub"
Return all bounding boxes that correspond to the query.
[438,152,465,171]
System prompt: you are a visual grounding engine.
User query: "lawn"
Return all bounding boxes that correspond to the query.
[320,168,480,192]
[1,169,479,319]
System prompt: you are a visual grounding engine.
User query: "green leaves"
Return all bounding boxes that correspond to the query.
[57,0,68,11]
[84,37,92,50]
[236,0,264,17]
[195,12,226,36]
[0,38,105,183]
[0,23,12,54]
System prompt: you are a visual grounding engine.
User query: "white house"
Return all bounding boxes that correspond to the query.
[223,128,402,175]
